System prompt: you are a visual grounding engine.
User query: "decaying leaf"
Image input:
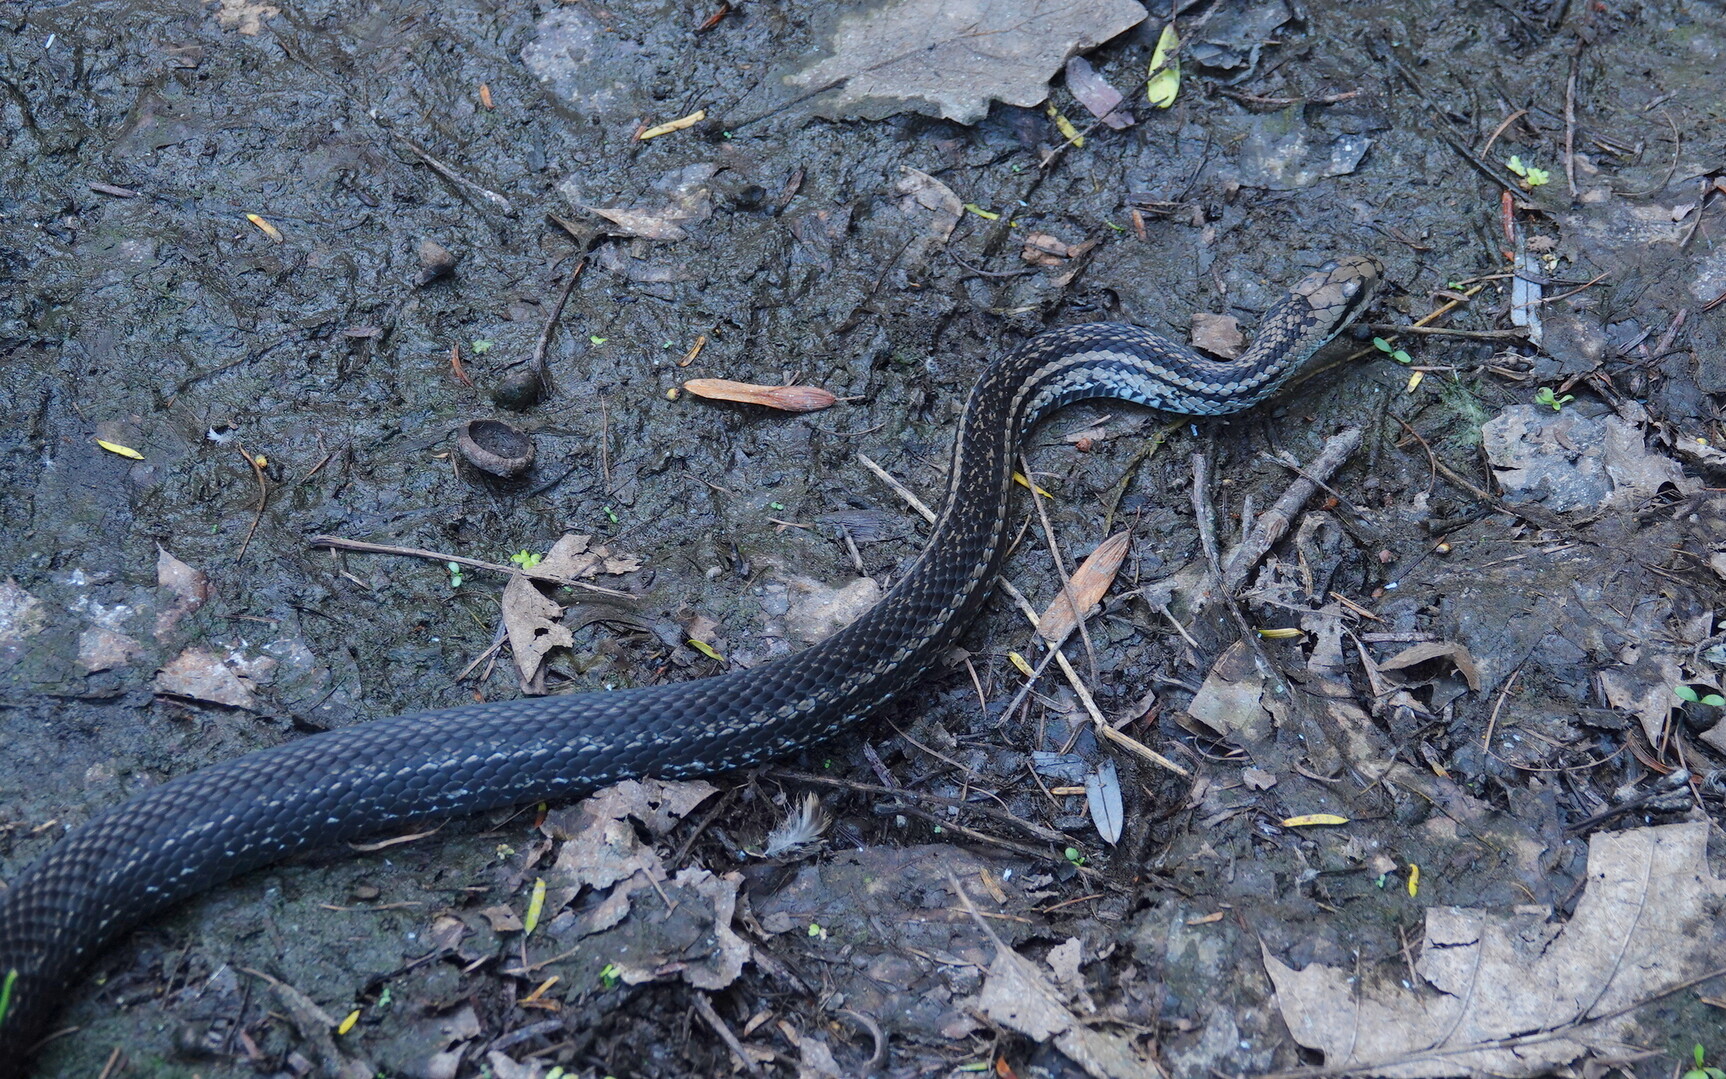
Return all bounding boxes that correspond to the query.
[1189,312,1244,359]
[1377,639,1482,693]
[785,0,1146,124]
[1064,55,1132,129]
[1037,531,1130,642]
[214,0,280,36]
[503,534,643,690]
[1021,230,1095,266]
[155,647,260,709]
[577,163,717,241]
[682,378,838,412]
[1267,822,1726,1077]
[895,166,963,250]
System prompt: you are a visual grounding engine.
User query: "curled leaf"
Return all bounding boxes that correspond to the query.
[1037,531,1130,643]
[94,438,145,460]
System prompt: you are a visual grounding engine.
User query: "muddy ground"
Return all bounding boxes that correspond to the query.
[2,0,1725,1076]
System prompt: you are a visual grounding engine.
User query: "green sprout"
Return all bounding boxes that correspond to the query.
[1373,337,1413,364]
[1534,387,1574,411]
[446,561,465,588]
[602,506,619,524]
[509,549,543,570]
[599,962,622,990]
[1676,685,1726,708]
[470,339,493,354]
[589,335,608,346]
[1064,846,1087,867]
[1505,155,1551,187]
[1686,1045,1726,1079]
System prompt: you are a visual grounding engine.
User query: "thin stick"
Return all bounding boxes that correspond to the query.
[308,535,630,598]
[235,442,270,561]
[1223,427,1363,591]
[530,259,586,388]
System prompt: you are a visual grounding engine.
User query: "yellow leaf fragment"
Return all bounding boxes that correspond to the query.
[245,213,283,242]
[94,438,144,460]
[1008,651,1035,677]
[1257,627,1304,640]
[689,638,724,662]
[524,877,547,934]
[1146,24,1181,108]
[337,1008,360,1035]
[963,203,1000,220]
[682,378,837,413]
[1282,813,1349,827]
[1037,531,1130,642]
[1407,863,1420,896]
[1406,370,1424,393]
[1045,104,1084,147]
[1011,471,1053,498]
[638,109,706,140]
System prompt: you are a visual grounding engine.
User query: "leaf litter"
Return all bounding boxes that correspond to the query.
[1267,821,1726,1078]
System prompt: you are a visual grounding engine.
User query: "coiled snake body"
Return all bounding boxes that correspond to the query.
[0,256,1380,1065]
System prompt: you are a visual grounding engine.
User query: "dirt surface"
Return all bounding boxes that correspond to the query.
[3,0,1725,1076]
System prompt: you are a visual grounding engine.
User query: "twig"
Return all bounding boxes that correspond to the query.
[395,136,513,213]
[235,442,270,561]
[1021,452,1099,683]
[856,452,937,523]
[1222,428,1363,592]
[308,535,630,598]
[529,259,586,390]
[690,993,762,1077]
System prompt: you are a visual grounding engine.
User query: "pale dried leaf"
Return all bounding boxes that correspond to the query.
[1378,640,1482,692]
[155,647,258,709]
[895,166,963,243]
[786,0,1146,124]
[1182,640,1272,745]
[683,377,837,412]
[1190,312,1244,359]
[501,573,573,690]
[1084,758,1122,845]
[1064,55,1132,128]
[1037,531,1130,642]
[214,0,279,35]
[1267,822,1726,1077]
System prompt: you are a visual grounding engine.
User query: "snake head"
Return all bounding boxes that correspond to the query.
[1293,255,1384,337]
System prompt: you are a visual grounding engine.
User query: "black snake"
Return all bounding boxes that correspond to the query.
[0,255,1381,1066]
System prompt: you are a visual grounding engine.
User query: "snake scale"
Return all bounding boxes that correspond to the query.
[0,255,1381,1066]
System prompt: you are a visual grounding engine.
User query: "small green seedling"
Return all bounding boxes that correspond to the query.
[1685,1044,1726,1079]
[1506,155,1551,187]
[1676,685,1726,708]
[1534,387,1573,411]
[446,561,465,588]
[509,549,543,570]
[1065,846,1087,867]
[599,962,622,990]
[1373,337,1413,365]
[470,339,493,354]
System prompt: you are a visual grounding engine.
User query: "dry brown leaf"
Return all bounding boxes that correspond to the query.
[501,574,574,693]
[895,166,962,244]
[1189,312,1245,359]
[1064,55,1132,129]
[154,647,259,709]
[1378,639,1482,692]
[1037,531,1130,643]
[1267,822,1726,1077]
[682,378,837,413]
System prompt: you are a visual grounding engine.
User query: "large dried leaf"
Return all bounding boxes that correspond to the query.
[1037,530,1129,642]
[786,0,1145,124]
[1267,822,1726,1077]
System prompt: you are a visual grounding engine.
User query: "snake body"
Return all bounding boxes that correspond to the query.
[0,256,1380,1065]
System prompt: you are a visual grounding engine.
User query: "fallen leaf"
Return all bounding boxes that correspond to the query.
[1064,55,1132,128]
[1037,531,1130,642]
[578,162,717,241]
[1189,312,1244,359]
[213,0,280,35]
[638,109,705,140]
[682,378,837,412]
[783,575,882,645]
[94,438,144,460]
[785,0,1146,124]
[1377,639,1482,693]
[895,166,963,249]
[1267,822,1726,1077]
[501,573,574,692]
[1145,23,1180,107]
[155,545,210,639]
[155,647,259,709]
